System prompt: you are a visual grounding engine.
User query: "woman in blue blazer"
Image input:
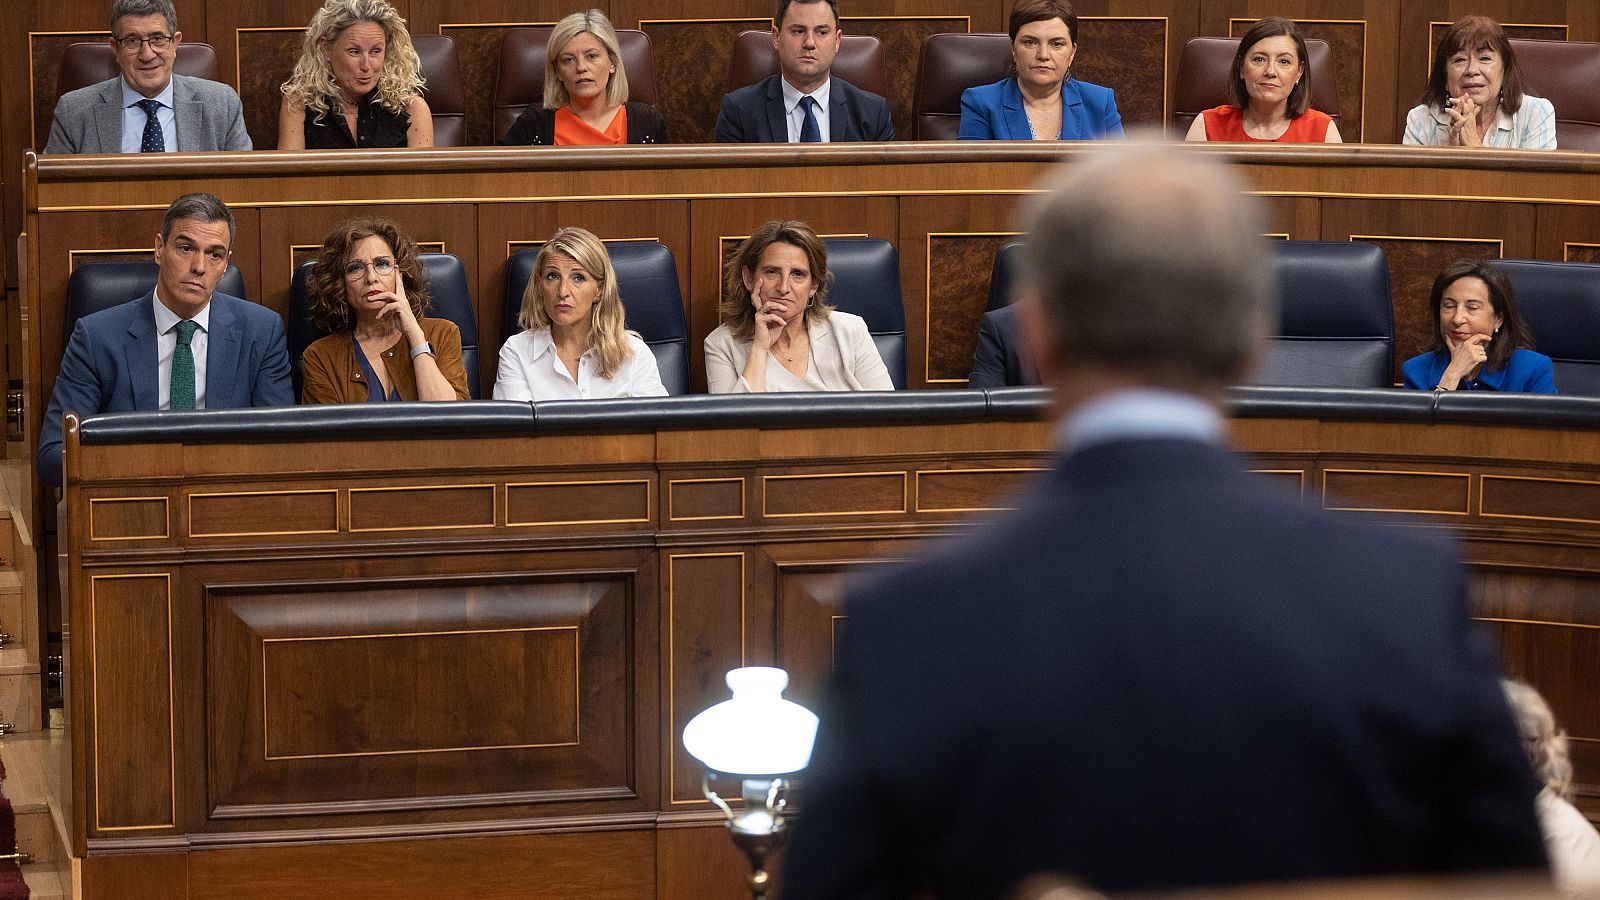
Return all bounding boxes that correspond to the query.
[1402,259,1557,393]
[958,0,1123,141]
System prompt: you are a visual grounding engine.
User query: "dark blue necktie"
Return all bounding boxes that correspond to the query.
[137,98,164,152]
[799,96,821,143]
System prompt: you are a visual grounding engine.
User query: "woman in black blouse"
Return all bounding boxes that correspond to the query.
[278,0,432,149]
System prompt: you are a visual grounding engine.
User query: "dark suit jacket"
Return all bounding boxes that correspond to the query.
[37,292,292,486]
[714,74,894,142]
[967,305,1037,389]
[44,74,252,154]
[498,101,668,145]
[784,436,1547,898]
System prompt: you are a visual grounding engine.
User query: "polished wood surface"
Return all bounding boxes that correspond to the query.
[57,398,1600,897]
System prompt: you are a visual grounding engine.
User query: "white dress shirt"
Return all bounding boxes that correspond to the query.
[120,77,176,153]
[152,291,209,409]
[492,328,667,401]
[781,77,832,143]
[1056,388,1225,455]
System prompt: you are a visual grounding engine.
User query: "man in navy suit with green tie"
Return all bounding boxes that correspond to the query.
[37,193,291,486]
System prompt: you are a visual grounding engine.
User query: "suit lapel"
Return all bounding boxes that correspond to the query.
[1001,78,1031,139]
[827,78,854,140]
[95,81,124,153]
[207,294,242,408]
[170,76,198,151]
[126,294,159,410]
[763,76,788,143]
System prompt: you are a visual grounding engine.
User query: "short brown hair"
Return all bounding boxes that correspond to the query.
[1229,17,1312,118]
[305,217,431,334]
[720,220,834,341]
[1424,259,1536,374]
[774,0,838,29]
[1008,0,1077,43]
[1420,16,1526,116]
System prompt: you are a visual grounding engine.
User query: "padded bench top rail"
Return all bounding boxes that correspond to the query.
[73,387,1600,446]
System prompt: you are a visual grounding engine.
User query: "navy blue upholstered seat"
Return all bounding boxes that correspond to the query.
[1490,259,1600,396]
[822,237,907,390]
[65,261,247,337]
[291,253,480,399]
[1253,241,1394,389]
[503,241,690,395]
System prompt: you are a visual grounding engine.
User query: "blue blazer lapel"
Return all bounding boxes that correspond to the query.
[125,294,159,410]
[827,78,855,140]
[206,294,242,408]
[1059,80,1087,139]
[1001,78,1031,140]
[764,76,788,142]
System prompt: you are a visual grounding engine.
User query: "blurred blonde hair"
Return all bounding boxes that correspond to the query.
[518,227,636,379]
[281,0,424,118]
[1502,678,1573,800]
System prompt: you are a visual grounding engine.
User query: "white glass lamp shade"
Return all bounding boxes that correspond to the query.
[682,667,819,776]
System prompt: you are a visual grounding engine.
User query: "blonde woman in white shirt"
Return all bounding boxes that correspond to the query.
[1502,678,1600,891]
[492,227,666,401]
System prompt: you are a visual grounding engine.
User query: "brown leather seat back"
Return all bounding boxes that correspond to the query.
[492,27,658,142]
[913,32,1011,140]
[57,41,222,97]
[725,30,886,98]
[1508,38,1600,151]
[414,34,466,146]
[1171,36,1340,135]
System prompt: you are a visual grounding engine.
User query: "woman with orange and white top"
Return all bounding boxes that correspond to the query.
[498,9,667,146]
[1185,17,1341,144]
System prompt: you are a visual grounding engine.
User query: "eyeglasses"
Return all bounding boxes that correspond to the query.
[115,33,174,52]
[343,257,395,281]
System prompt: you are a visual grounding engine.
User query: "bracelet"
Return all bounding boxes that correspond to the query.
[409,341,434,360]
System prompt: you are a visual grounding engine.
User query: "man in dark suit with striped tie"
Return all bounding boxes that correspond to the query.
[37,193,291,486]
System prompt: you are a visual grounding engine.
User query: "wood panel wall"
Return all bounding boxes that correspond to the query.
[9,2,1600,388]
[61,404,1600,897]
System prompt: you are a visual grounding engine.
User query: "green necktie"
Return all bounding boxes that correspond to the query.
[170,319,198,410]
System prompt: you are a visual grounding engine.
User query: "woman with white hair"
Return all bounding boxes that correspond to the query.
[278,0,433,149]
[499,9,667,146]
[1502,678,1600,889]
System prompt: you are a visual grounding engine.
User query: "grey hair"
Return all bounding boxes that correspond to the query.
[111,0,177,34]
[161,193,235,244]
[1502,678,1573,800]
[1018,140,1276,387]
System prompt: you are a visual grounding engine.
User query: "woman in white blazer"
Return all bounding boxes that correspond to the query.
[704,220,894,393]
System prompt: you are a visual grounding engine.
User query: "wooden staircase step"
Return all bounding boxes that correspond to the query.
[21,861,66,899]
[1,731,70,872]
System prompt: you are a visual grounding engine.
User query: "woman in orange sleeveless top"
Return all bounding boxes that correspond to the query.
[1185,17,1341,144]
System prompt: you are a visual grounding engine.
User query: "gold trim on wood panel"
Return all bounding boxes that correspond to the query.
[68,248,154,272]
[923,230,1022,385]
[1230,18,1366,139]
[260,626,581,761]
[347,483,498,532]
[1320,468,1472,516]
[87,496,170,541]
[667,551,746,805]
[1083,16,1169,122]
[1476,616,1600,632]
[1479,474,1600,526]
[762,471,909,517]
[667,477,746,522]
[1263,232,1291,240]
[234,26,306,92]
[912,467,1045,513]
[29,30,110,151]
[186,488,340,537]
[1563,243,1600,262]
[439,21,557,29]
[504,478,652,526]
[90,572,177,832]
[1249,468,1307,495]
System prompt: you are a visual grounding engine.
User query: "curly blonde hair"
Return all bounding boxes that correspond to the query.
[518,227,636,379]
[280,0,424,118]
[306,218,431,334]
[1503,678,1573,800]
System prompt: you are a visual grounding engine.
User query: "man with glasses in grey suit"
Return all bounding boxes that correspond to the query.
[45,0,250,154]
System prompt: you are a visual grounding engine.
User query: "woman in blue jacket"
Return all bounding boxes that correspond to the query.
[958,0,1122,141]
[1402,259,1556,394]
